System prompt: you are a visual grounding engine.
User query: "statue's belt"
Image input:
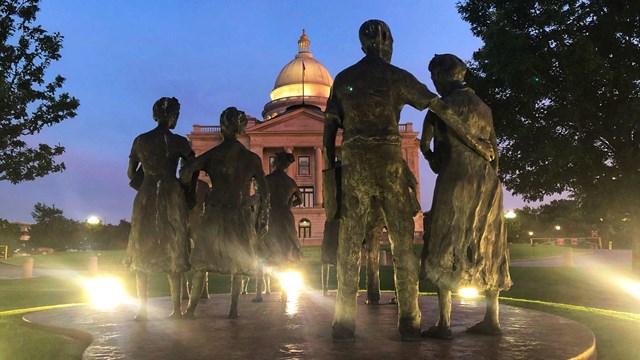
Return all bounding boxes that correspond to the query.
[341,134,402,148]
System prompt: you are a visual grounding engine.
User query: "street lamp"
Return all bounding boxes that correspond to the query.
[505,210,517,219]
[528,231,534,236]
[87,216,101,225]
[554,225,561,231]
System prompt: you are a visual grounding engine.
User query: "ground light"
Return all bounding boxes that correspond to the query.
[614,277,640,299]
[81,277,127,310]
[458,287,479,299]
[277,270,304,316]
[278,270,304,295]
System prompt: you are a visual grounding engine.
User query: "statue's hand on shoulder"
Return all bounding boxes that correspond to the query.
[477,140,495,162]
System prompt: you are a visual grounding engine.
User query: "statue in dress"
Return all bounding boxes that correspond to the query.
[420,54,511,339]
[253,152,302,303]
[181,107,269,319]
[124,97,193,320]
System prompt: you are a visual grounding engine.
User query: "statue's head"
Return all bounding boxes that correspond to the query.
[428,54,466,95]
[152,97,180,129]
[359,20,393,63]
[272,151,294,172]
[220,106,247,140]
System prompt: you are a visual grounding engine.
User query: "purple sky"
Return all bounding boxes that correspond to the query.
[0,1,549,224]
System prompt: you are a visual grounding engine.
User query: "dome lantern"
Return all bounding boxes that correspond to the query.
[298,29,310,54]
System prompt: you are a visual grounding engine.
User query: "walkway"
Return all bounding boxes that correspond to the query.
[24,292,596,360]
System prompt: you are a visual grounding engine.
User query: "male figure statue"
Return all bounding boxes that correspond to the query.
[323,19,438,341]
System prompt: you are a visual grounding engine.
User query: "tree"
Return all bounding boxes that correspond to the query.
[0,0,79,183]
[29,202,82,250]
[458,0,640,271]
[0,218,21,253]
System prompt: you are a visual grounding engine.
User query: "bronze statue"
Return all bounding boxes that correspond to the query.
[323,20,439,341]
[180,107,269,319]
[182,179,212,300]
[321,161,419,304]
[124,97,193,320]
[253,152,302,303]
[419,54,511,339]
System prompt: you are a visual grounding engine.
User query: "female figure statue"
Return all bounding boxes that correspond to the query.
[181,107,269,319]
[125,97,193,320]
[253,152,302,303]
[420,54,511,339]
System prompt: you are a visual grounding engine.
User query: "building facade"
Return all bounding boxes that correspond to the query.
[188,31,423,245]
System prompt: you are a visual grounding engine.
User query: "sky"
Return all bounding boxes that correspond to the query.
[0,0,548,223]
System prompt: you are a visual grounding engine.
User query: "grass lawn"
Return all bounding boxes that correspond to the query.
[1,246,638,359]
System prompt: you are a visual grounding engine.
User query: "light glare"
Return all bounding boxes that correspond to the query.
[278,270,304,294]
[82,277,127,310]
[458,287,479,299]
[87,216,101,225]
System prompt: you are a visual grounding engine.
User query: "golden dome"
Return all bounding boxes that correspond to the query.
[269,30,333,103]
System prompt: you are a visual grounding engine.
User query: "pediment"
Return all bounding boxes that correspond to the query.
[247,108,325,133]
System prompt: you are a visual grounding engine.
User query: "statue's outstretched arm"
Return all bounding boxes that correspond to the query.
[179,153,206,186]
[428,99,494,161]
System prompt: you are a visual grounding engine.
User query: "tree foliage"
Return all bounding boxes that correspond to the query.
[0,0,79,183]
[458,0,639,204]
[457,1,640,261]
[29,202,81,250]
[0,218,21,252]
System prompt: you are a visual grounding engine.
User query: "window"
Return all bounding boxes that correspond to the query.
[298,186,314,207]
[269,156,276,173]
[298,156,310,175]
[298,219,311,239]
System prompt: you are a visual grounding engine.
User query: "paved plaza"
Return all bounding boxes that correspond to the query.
[24,292,595,360]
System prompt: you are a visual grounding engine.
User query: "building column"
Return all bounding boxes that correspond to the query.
[314,146,323,206]
[285,146,294,178]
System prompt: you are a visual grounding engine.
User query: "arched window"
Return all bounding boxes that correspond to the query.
[298,218,311,239]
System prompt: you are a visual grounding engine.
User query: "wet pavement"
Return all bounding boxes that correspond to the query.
[24,292,596,360]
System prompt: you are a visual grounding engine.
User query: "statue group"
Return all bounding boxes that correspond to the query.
[124,19,510,343]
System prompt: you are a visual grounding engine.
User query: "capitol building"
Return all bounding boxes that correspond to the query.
[188,31,423,245]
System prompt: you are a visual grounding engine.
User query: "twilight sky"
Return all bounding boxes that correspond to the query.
[0,0,546,223]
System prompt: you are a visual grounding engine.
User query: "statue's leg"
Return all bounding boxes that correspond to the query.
[183,270,206,319]
[200,272,210,299]
[365,224,382,305]
[331,212,364,341]
[241,275,249,294]
[467,290,502,335]
[423,287,452,339]
[181,273,190,300]
[134,271,149,321]
[321,264,330,296]
[167,272,183,319]
[252,265,264,302]
[384,208,421,341]
[265,271,271,294]
[228,273,242,318]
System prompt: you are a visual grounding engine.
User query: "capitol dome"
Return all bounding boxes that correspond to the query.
[262,30,333,120]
